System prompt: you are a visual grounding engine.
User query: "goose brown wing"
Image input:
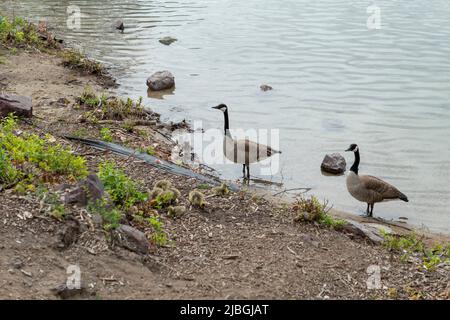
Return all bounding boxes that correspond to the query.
[360,175,405,200]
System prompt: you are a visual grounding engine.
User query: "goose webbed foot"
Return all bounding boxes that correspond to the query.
[364,203,374,217]
[242,164,250,180]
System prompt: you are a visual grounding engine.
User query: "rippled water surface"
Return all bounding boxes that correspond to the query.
[2,0,450,233]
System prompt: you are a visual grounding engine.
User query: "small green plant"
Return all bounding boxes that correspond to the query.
[87,199,123,231]
[0,148,20,186]
[381,231,450,271]
[60,50,103,75]
[71,127,89,138]
[292,196,346,230]
[139,146,155,156]
[381,231,425,253]
[147,214,168,246]
[36,190,66,220]
[197,183,211,190]
[0,15,49,48]
[0,114,88,188]
[100,127,113,142]
[98,161,146,208]
[77,89,146,121]
[78,86,100,107]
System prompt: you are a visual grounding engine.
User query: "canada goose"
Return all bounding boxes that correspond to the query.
[212,104,281,179]
[345,143,408,217]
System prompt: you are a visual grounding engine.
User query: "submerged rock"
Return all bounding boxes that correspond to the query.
[260,84,273,92]
[114,20,124,31]
[0,94,33,118]
[159,36,177,46]
[146,71,175,91]
[321,153,346,174]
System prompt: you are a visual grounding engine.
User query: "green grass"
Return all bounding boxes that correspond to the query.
[196,183,211,190]
[381,231,450,271]
[98,161,147,208]
[78,87,147,121]
[138,146,155,156]
[0,114,88,188]
[0,16,44,48]
[292,196,346,230]
[35,187,66,220]
[60,50,104,75]
[132,212,168,246]
[147,214,168,246]
[100,127,113,142]
[87,199,123,231]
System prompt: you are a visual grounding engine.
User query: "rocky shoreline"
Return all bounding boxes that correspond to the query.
[0,15,449,300]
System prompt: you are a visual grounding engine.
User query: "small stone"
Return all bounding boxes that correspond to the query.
[260,84,273,91]
[146,71,175,91]
[12,258,24,269]
[114,224,150,254]
[159,36,177,46]
[114,20,124,31]
[321,153,347,174]
[23,211,33,219]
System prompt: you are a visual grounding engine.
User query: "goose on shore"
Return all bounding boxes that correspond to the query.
[345,143,408,217]
[212,104,281,179]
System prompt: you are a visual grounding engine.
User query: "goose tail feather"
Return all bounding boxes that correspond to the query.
[398,192,409,202]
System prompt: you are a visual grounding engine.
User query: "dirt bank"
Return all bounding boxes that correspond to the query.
[0,32,449,300]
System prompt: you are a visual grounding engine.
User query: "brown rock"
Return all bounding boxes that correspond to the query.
[0,94,33,118]
[146,71,175,91]
[321,153,346,174]
[115,224,150,254]
[260,84,273,91]
[64,174,107,206]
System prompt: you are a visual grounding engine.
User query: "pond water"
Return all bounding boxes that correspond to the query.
[2,0,450,233]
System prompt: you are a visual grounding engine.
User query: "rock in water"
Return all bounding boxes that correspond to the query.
[115,224,150,254]
[0,94,33,118]
[159,36,177,45]
[321,153,346,174]
[146,71,175,91]
[260,84,273,91]
[114,20,124,31]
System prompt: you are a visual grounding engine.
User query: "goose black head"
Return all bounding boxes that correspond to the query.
[212,104,228,112]
[345,143,359,152]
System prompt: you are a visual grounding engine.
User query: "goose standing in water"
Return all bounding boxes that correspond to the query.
[212,104,281,179]
[345,143,408,217]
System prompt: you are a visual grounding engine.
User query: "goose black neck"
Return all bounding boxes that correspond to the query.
[223,109,231,137]
[350,150,360,175]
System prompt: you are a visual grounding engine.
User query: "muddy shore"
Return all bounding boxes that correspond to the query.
[0,19,449,300]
